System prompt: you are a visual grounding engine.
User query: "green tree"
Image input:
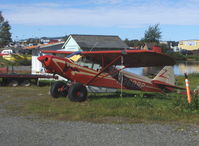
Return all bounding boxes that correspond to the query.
[159,43,170,53]
[142,24,161,43]
[63,35,68,41]
[0,11,12,48]
[124,39,144,48]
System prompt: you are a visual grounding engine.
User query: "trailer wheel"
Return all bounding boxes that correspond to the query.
[9,80,19,87]
[68,83,87,102]
[21,79,31,87]
[50,81,69,98]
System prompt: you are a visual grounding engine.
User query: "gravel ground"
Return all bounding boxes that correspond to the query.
[0,87,199,146]
[0,115,199,146]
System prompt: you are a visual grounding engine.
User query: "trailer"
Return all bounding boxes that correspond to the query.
[0,73,57,86]
[0,66,57,86]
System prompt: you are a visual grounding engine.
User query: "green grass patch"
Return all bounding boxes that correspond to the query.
[0,86,199,124]
[0,74,199,124]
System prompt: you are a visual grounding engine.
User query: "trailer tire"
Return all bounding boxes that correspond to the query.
[50,81,69,98]
[21,79,31,87]
[68,83,87,102]
[8,80,19,87]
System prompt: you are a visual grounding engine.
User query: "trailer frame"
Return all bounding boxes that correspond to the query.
[0,73,58,86]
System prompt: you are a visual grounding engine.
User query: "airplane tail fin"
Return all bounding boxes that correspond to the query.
[153,66,175,86]
[152,66,184,91]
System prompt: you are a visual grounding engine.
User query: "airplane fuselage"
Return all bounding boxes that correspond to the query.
[38,55,163,92]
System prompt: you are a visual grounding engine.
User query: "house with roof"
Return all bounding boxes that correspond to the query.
[62,34,128,51]
[178,40,199,51]
[40,36,65,44]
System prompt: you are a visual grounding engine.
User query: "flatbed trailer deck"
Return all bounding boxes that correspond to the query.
[0,73,57,86]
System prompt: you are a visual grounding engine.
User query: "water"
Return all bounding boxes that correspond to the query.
[174,61,199,75]
[126,61,199,76]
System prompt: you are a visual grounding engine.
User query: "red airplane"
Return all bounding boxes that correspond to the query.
[38,50,181,102]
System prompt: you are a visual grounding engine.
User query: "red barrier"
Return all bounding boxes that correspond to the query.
[152,46,162,53]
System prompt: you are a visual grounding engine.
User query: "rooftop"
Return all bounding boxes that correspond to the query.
[70,34,128,50]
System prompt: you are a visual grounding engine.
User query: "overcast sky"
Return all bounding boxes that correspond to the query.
[1,0,199,41]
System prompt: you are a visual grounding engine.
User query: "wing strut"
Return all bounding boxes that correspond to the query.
[86,55,122,85]
[120,56,124,98]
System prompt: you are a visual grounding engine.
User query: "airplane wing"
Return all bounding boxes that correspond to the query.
[42,50,73,55]
[41,50,80,61]
[41,50,175,67]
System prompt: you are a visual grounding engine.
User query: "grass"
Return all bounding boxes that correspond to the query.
[0,73,199,124]
[0,82,199,124]
[186,54,199,61]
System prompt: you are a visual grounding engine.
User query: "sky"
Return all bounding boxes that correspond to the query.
[0,0,199,41]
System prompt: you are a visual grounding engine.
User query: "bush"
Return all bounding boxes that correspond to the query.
[173,94,199,112]
[166,52,186,61]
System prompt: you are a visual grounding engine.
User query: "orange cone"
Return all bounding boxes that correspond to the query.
[184,73,191,104]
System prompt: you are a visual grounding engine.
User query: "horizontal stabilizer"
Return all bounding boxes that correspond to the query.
[152,80,185,90]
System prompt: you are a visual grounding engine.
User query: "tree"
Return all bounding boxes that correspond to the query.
[124,39,144,48]
[142,24,161,43]
[0,11,12,48]
[63,35,68,41]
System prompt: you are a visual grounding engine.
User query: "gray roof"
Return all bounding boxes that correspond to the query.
[39,42,64,50]
[71,34,128,51]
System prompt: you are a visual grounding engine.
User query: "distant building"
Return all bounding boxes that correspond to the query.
[40,37,64,44]
[178,40,199,51]
[168,41,180,52]
[160,41,180,52]
[62,34,128,51]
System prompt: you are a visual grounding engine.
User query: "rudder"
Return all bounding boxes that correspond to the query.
[152,66,175,86]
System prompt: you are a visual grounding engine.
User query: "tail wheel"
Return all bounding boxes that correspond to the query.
[50,81,69,98]
[68,83,87,102]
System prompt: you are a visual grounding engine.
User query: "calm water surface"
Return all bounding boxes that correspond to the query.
[126,61,199,76]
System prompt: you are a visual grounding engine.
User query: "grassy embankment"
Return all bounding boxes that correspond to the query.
[0,74,199,124]
[167,52,199,61]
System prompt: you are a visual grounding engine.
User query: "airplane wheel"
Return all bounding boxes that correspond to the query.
[68,83,87,102]
[50,81,69,98]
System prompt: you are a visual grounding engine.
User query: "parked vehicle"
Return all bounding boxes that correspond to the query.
[1,49,14,54]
